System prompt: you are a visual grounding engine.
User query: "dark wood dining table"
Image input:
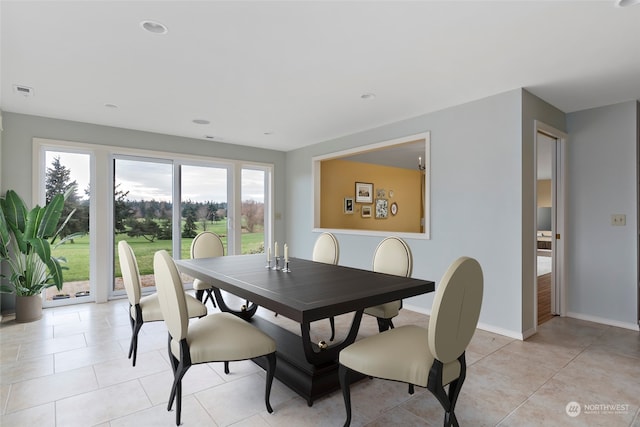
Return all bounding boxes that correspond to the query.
[175,254,435,405]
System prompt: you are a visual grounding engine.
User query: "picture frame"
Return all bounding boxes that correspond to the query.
[375,198,388,219]
[344,197,354,214]
[390,202,398,216]
[361,205,372,218]
[355,182,373,203]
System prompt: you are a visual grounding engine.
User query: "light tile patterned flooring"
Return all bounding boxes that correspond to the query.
[1,296,639,427]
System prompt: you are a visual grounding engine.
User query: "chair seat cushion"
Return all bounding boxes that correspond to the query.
[363,300,401,319]
[171,312,276,364]
[135,293,207,322]
[193,278,213,291]
[340,325,460,387]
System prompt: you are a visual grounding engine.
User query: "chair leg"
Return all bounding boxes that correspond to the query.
[427,353,467,427]
[167,339,192,426]
[338,364,353,427]
[128,304,144,366]
[203,288,216,308]
[375,317,393,333]
[224,361,230,374]
[408,384,414,394]
[264,352,276,413]
[329,316,336,341]
[195,289,204,302]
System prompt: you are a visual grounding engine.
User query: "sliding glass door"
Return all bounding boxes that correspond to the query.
[42,150,92,306]
[113,157,173,295]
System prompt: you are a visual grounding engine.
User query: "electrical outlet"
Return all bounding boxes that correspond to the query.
[611,214,626,226]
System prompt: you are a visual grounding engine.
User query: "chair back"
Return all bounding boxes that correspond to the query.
[428,257,483,364]
[153,250,189,342]
[117,241,142,306]
[190,231,225,259]
[312,232,339,264]
[372,236,412,277]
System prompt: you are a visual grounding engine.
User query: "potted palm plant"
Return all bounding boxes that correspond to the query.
[0,189,79,322]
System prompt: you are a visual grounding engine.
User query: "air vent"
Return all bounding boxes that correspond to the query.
[13,84,34,97]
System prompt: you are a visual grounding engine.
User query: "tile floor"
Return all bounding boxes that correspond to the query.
[1,296,639,427]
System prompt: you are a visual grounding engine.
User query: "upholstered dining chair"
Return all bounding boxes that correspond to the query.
[364,236,412,332]
[153,250,277,426]
[117,241,207,367]
[312,232,340,341]
[339,256,484,427]
[189,231,225,308]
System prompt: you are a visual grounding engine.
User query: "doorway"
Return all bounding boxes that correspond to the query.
[536,133,554,325]
[535,122,567,325]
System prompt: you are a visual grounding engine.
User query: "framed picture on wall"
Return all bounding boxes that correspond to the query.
[355,182,373,203]
[344,197,354,214]
[375,199,388,219]
[361,205,372,218]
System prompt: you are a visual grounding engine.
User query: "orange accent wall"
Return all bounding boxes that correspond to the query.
[320,159,421,232]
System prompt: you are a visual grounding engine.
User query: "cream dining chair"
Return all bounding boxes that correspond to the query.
[153,250,277,426]
[339,256,484,427]
[364,236,412,332]
[117,241,207,367]
[189,231,224,308]
[312,232,340,341]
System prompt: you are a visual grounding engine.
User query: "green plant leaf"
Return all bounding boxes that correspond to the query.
[23,206,41,241]
[47,257,64,291]
[0,207,11,258]
[1,190,27,232]
[53,231,86,248]
[28,237,51,265]
[37,193,64,238]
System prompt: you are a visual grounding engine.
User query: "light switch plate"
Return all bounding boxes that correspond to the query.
[611,214,626,226]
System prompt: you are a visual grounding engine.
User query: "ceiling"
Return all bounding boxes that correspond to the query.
[2,1,640,153]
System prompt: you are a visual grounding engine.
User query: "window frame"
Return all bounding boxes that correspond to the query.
[311,132,431,240]
[34,138,274,304]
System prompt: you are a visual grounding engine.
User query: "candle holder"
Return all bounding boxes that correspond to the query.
[282,260,291,273]
[272,256,281,271]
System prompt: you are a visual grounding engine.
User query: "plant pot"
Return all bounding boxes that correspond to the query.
[15,294,43,323]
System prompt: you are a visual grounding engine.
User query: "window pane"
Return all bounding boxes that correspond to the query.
[241,169,265,254]
[113,158,172,293]
[180,164,228,259]
[44,151,91,302]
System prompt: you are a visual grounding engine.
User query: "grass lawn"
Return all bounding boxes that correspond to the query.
[52,219,264,281]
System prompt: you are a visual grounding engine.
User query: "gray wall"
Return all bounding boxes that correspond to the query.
[3,98,638,333]
[287,89,530,337]
[0,112,287,312]
[566,101,639,327]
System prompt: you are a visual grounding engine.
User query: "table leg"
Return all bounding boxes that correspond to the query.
[299,310,363,365]
[212,287,258,320]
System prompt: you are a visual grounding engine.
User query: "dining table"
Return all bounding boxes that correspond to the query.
[175,254,435,405]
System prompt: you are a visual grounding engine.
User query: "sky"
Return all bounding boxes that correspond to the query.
[47,152,265,203]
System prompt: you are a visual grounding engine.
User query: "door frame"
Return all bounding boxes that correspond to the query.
[534,121,568,322]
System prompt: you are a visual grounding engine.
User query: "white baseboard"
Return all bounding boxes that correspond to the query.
[403,303,430,316]
[477,321,527,340]
[566,312,639,331]
[404,303,525,340]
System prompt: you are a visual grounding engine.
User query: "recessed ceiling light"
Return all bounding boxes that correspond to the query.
[192,119,210,125]
[104,103,119,109]
[617,0,640,6]
[140,20,168,34]
[264,131,274,136]
[361,93,376,100]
